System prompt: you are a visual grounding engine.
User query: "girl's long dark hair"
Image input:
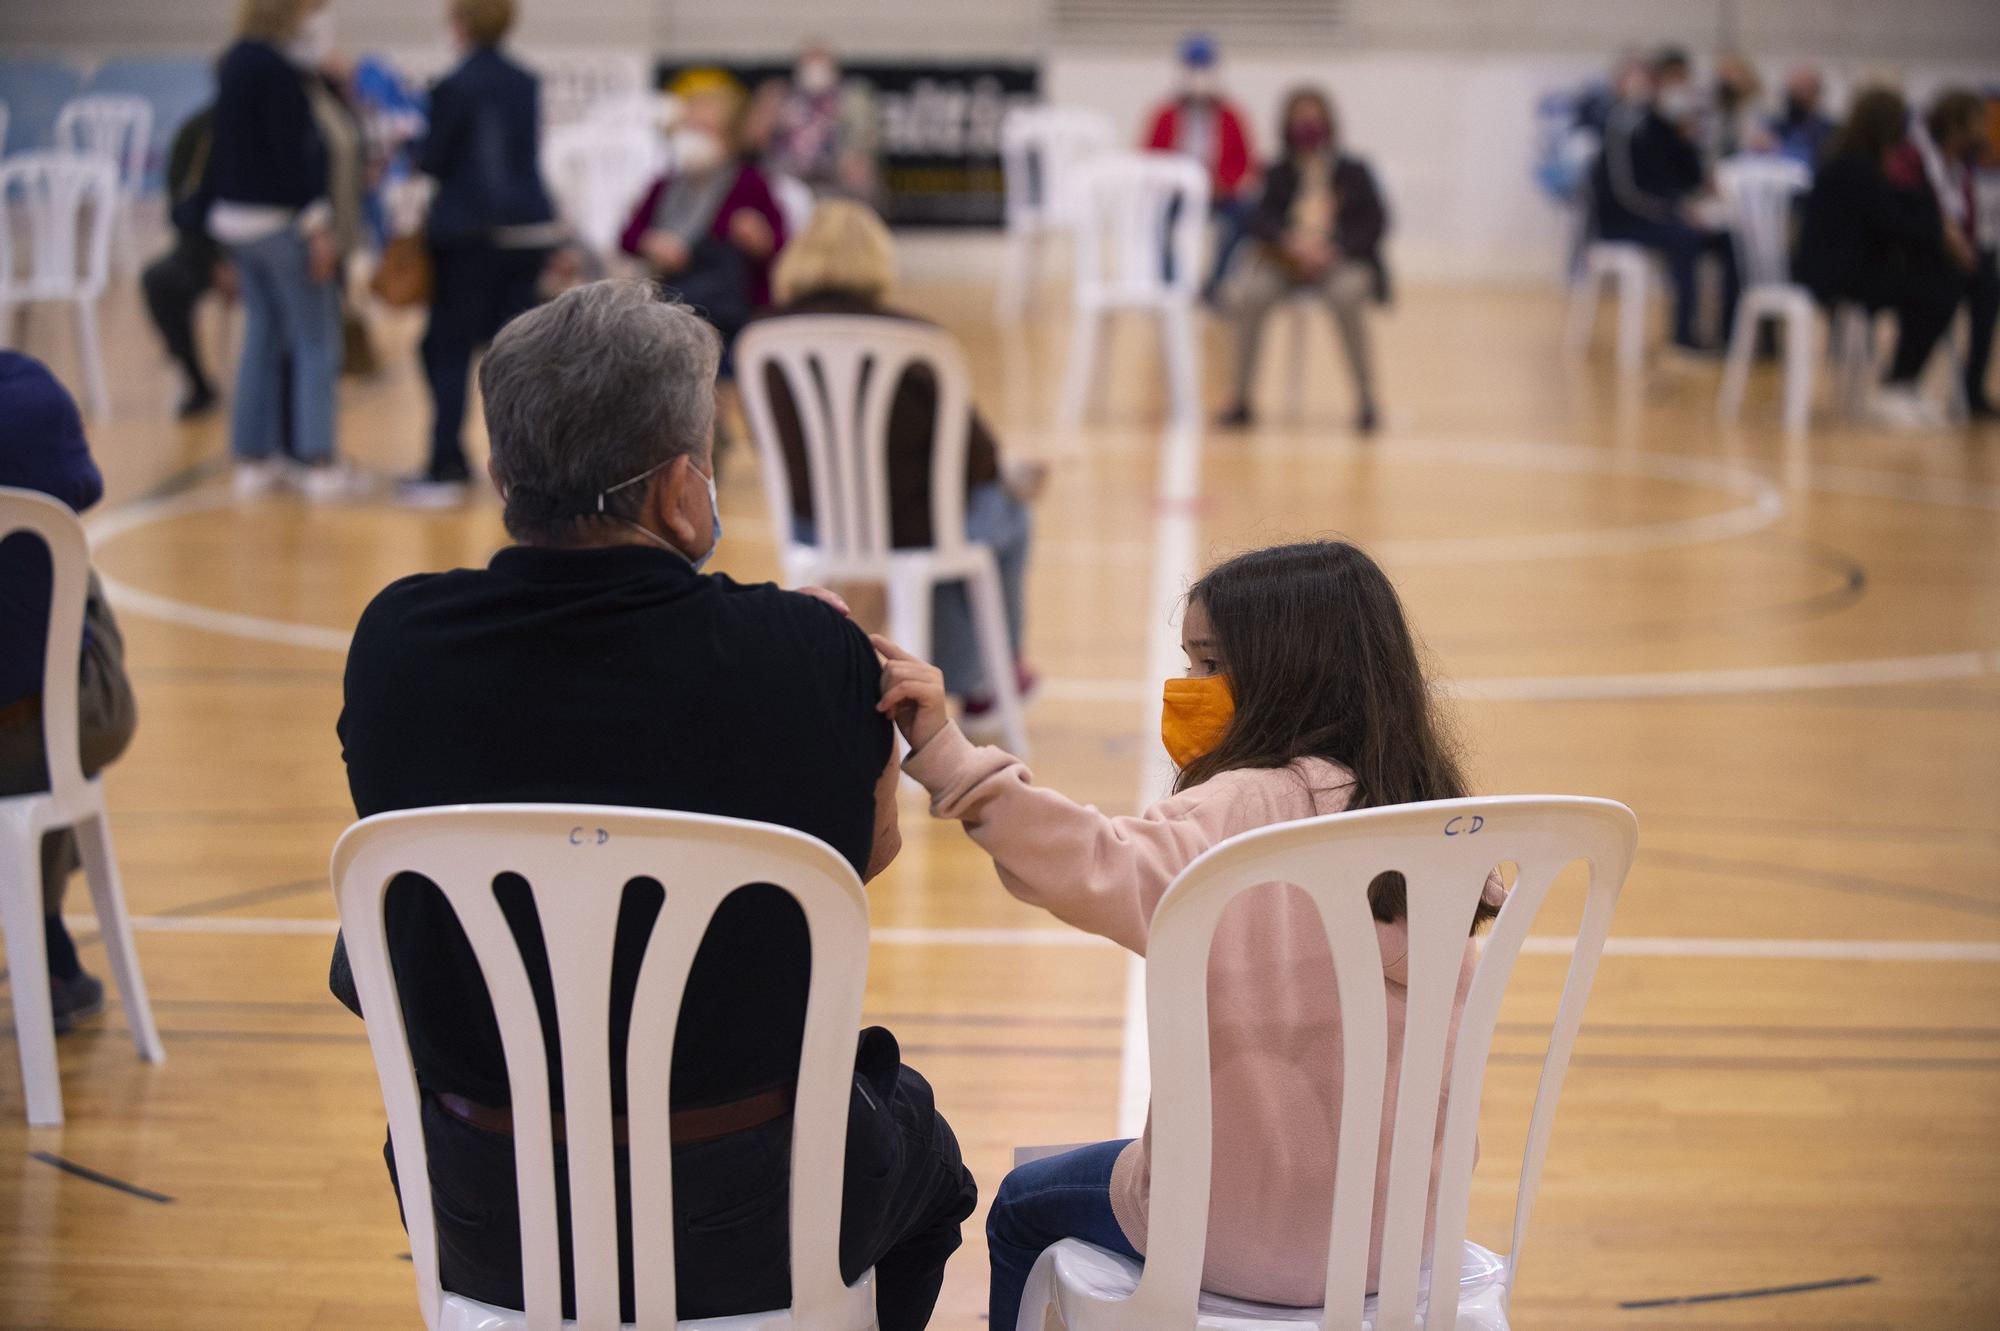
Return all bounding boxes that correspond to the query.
[1833,87,1910,165]
[1175,541,1495,928]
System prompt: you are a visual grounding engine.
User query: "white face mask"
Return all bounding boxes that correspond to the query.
[1658,83,1701,121]
[669,126,727,175]
[289,8,334,66]
[797,59,837,95]
[1184,70,1217,99]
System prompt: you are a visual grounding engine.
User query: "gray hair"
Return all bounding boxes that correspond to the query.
[479,279,722,543]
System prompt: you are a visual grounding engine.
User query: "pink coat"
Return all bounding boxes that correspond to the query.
[905,723,1497,1305]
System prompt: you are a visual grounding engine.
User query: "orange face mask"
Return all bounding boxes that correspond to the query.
[1161,675,1235,768]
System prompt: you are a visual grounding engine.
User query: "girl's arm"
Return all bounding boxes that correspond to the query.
[903,721,1238,954]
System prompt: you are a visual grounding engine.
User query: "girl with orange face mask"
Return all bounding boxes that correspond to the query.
[873,539,1507,1328]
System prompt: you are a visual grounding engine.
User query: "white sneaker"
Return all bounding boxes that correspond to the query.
[232,459,284,500]
[1867,387,1946,432]
[297,463,356,504]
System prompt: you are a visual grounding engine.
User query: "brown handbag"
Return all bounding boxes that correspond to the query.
[370,232,433,307]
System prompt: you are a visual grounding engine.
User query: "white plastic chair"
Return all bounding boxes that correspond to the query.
[994,105,1115,324]
[1057,151,1208,430]
[1563,241,1651,374]
[0,151,119,419]
[540,120,665,259]
[1715,156,1816,435]
[1018,794,1638,1331]
[331,804,881,1331]
[0,488,165,1128]
[769,174,815,248]
[737,315,1029,756]
[54,93,152,273]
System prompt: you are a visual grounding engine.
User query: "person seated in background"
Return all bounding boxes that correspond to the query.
[749,200,1041,727]
[765,41,880,202]
[1587,46,1739,354]
[1218,87,1390,436]
[1140,33,1257,298]
[147,105,229,420]
[621,70,785,364]
[1769,64,1836,169]
[397,0,559,507]
[0,353,138,1036]
[1794,88,1970,431]
[1706,52,1774,162]
[1911,88,1997,419]
[870,540,1507,1326]
[327,280,975,1328]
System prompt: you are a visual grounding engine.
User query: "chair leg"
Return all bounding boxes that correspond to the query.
[966,557,1029,758]
[1,820,64,1126]
[1718,307,1758,423]
[1056,308,1102,430]
[73,298,110,421]
[1015,1247,1063,1331]
[1614,265,1647,375]
[1160,304,1200,432]
[1781,307,1816,437]
[885,570,935,667]
[75,813,164,1064]
[1285,301,1309,421]
[995,229,1034,325]
[1563,270,1598,356]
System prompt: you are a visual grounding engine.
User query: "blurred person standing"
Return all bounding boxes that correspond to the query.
[1218,88,1390,436]
[202,0,345,500]
[1140,33,1257,297]
[1770,64,1836,169]
[766,42,880,202]
[1707,53,1774,161]
[1911,88,1997,418]
[621,71,785,365]
[1794,88,1969,430]
[147,104,228,420]
[0,354,138,1036]
[750,201,1042,724]
[397,0,558,507]
[1588,47,1738,354]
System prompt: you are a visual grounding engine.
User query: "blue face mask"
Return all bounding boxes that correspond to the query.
[597,458,721,571]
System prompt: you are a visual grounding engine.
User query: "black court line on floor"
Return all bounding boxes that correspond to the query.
[1646,846,2000,919]
[27,1151,175,1204]
[1620,1274,1878,1309]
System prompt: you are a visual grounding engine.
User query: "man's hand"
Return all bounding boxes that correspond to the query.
[641,231,690,273]
[728,208,775,259]
[872,634,950,752]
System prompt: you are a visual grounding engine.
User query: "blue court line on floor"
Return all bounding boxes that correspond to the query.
[28,1151,175,1204]
[1619,1274,1878,1308]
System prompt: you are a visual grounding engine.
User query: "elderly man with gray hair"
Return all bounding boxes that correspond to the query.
[329,279,978,1326]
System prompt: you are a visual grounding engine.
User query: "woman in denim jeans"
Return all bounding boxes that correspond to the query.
[203,0,344,500]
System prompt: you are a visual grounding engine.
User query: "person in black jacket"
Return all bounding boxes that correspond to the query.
[145,106,228,419]
[202,0,345,501]
[1219,87,1390,435]
[395,0,559,507]
[1587,48,1738,353]
[1794,87,1970,431]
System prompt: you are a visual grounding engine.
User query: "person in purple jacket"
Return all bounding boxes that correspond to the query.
[0,353,138,1033]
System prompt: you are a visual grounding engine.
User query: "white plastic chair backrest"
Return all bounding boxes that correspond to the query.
[0,151,118,303]
[1715,154,1809,289]
[331,805,873,1331]
[540,120,663,255]
[770,173,815,246]
[1069,150,1209,309]
[1000,104,1115,232]
[737,315,974,569]
[55,94,152,196]
[0,488,92,803]
[1127,795,1637,1331]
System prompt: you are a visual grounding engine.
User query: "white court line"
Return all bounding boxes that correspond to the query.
[66,915,2000,961]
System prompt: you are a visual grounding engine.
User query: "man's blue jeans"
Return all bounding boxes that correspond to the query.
[986,1139,1140,1331]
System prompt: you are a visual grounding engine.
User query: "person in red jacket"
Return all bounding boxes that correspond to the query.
[1141,33,1257,298]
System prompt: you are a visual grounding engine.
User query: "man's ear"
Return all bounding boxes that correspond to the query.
[486,457,505,497]
[652,454,705,555]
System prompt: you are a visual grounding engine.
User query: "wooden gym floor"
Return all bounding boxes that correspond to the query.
[1,261,1997,1330]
